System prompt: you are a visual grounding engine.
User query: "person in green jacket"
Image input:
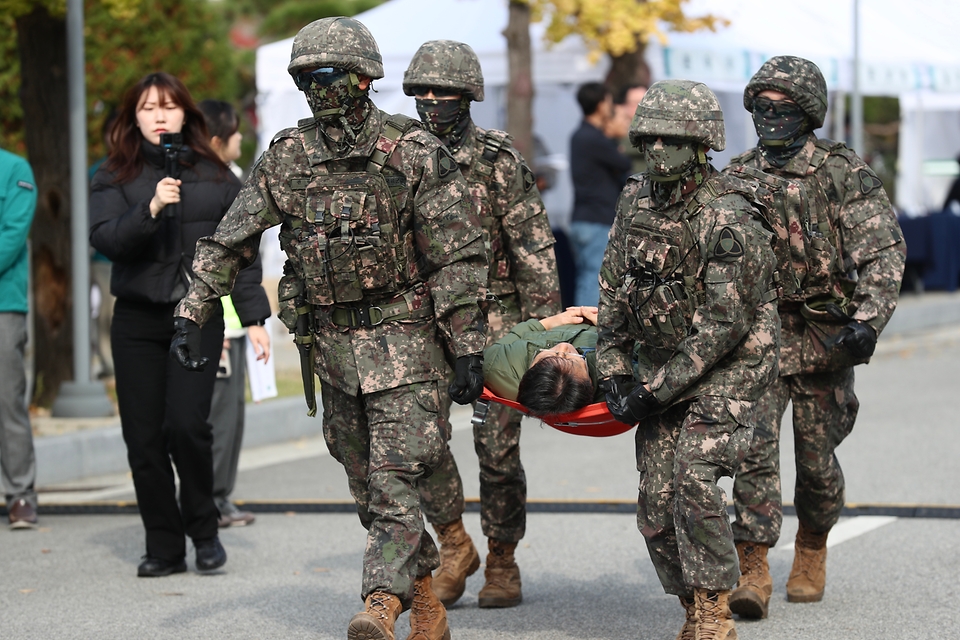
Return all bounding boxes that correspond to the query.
[483,306,606,416]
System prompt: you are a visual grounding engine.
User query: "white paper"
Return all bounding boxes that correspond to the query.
[245,329,278,403]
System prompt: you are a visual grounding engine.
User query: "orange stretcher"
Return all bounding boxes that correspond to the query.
[478,388,635,438]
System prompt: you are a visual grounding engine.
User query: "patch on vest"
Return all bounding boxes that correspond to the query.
[521,163,536,192]
[437,146,458,181]
[17,180,34,191]
[714,227,745,260]
[858,168,884,195]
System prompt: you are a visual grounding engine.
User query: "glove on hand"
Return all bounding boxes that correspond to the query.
[836,320,877,359]
[449,355,484,405]
[825,303,877,359]
[603,376,657,425]
[171,317,209,371]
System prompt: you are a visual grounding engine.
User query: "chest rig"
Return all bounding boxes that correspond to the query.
[621,173,766,354]
[730,139,849,305]
[466,129,515,294]
[279,115,416,306]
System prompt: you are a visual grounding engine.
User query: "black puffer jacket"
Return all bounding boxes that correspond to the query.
[90,141,270,325]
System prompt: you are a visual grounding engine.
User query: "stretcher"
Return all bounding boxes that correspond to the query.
[477,388,635,438]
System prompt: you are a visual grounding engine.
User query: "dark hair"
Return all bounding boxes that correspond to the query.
[197,99,240,141]
[516,357,595,417]
[577,82,610,117]
[105,72,225,184]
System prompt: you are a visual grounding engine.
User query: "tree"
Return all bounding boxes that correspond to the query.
[2,0,238,406]
[504,1,535,160]
[529,0,725,91]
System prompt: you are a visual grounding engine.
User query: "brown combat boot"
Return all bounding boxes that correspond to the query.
[693,589,738,640]
[477,539,522,608]
[347,591,402,640]
[431,518,480,606]
[407,574,451,640]
[728,542,773,619]
[675,596,697,640]
[786,523,829,603]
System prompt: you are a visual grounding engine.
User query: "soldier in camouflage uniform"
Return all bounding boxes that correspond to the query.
[402,40,561,609]
[724,56,905,618]
[597,79,780,640]
[170,17,488,640]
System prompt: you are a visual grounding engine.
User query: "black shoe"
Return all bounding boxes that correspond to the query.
[195,536,227,572]
[137,556,187,577]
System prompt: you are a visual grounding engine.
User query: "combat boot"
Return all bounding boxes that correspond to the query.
[431,518,480,606]
[348,591,402,640]
[728,542,773,619]
[786,523,829,603]
[693,589,737,640]
[675,595,697,640]
[406,574,451,640]
[477,539,522,608]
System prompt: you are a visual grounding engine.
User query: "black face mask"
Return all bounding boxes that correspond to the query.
[416,97,469,142]
[753,96,810,166]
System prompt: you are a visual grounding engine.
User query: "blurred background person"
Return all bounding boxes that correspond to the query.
[197,99,271,528]
[89,72,256,577]
[0,144,39,530]
[89,110,119,380]
[610,83,648,175]
[569,82,631,307]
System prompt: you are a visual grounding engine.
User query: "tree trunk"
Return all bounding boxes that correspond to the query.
[16,7,73,408]
[503,0,534,160]
[606,44,652,95]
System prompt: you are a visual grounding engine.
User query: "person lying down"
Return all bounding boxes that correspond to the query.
[482,306,608,417]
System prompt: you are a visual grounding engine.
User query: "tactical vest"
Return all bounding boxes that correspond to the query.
[467,129,516,297]
[728,139,850,304]
[622,172,774,355]
[278,115,419,307]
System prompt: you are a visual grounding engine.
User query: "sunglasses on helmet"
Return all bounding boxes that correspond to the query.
[295,67,351,91]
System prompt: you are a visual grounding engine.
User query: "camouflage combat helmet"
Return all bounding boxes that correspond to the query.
[629,79,725,151]
[403,40,485,102]
[288,16,384,80]
[743,56,827,129]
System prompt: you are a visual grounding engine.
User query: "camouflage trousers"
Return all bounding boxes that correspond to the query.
[732,368,858,544]
[638,396,754,595]
[418,297,527,543]
[320,381,444,608]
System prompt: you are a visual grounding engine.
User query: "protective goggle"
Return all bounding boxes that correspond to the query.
[295,67,351,91]
[411,86,461,99]
[639,136,690,148]
[752,96,805,117]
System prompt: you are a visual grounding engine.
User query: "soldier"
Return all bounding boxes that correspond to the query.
[402,40,561,609]
[725,56,905,618]
[171,17,488,640]
[597,79,781,640]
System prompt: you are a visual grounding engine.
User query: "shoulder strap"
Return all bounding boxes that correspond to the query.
[810,137,844,171]
[474,129,512,182]
[728,148,758,167]
[367,114,417,174]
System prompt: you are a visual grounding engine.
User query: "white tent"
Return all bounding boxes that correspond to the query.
[254,0,960,263]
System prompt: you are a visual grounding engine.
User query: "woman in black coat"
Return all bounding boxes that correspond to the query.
[90,72,261,577]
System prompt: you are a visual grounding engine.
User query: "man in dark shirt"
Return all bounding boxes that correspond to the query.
[569,82,632,306]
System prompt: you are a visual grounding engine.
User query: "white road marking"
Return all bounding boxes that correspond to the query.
[779,515,898,551]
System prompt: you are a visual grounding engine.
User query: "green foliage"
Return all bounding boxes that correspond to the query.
[2,0,239,161]
[258,0,382,40]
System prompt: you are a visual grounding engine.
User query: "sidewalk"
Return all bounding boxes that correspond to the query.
[28,289,960,487]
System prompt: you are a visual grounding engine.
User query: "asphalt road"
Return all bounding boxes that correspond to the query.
[4,325,960,639]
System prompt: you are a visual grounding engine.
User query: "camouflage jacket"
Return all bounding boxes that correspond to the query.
[727,135,905,375]
[176,107,488,396]
[453,121,561,333]
[597,168,781,406]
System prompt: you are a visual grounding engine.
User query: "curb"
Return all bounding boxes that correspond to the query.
[36,395,321,487]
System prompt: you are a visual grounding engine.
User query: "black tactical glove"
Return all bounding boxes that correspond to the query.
[449,354,484,405]
[604,376,658,425]
[170,317,209,371]
[825,303,877,359]
[836,320,877,359]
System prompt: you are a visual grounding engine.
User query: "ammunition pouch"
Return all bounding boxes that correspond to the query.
[797,291,870,373]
